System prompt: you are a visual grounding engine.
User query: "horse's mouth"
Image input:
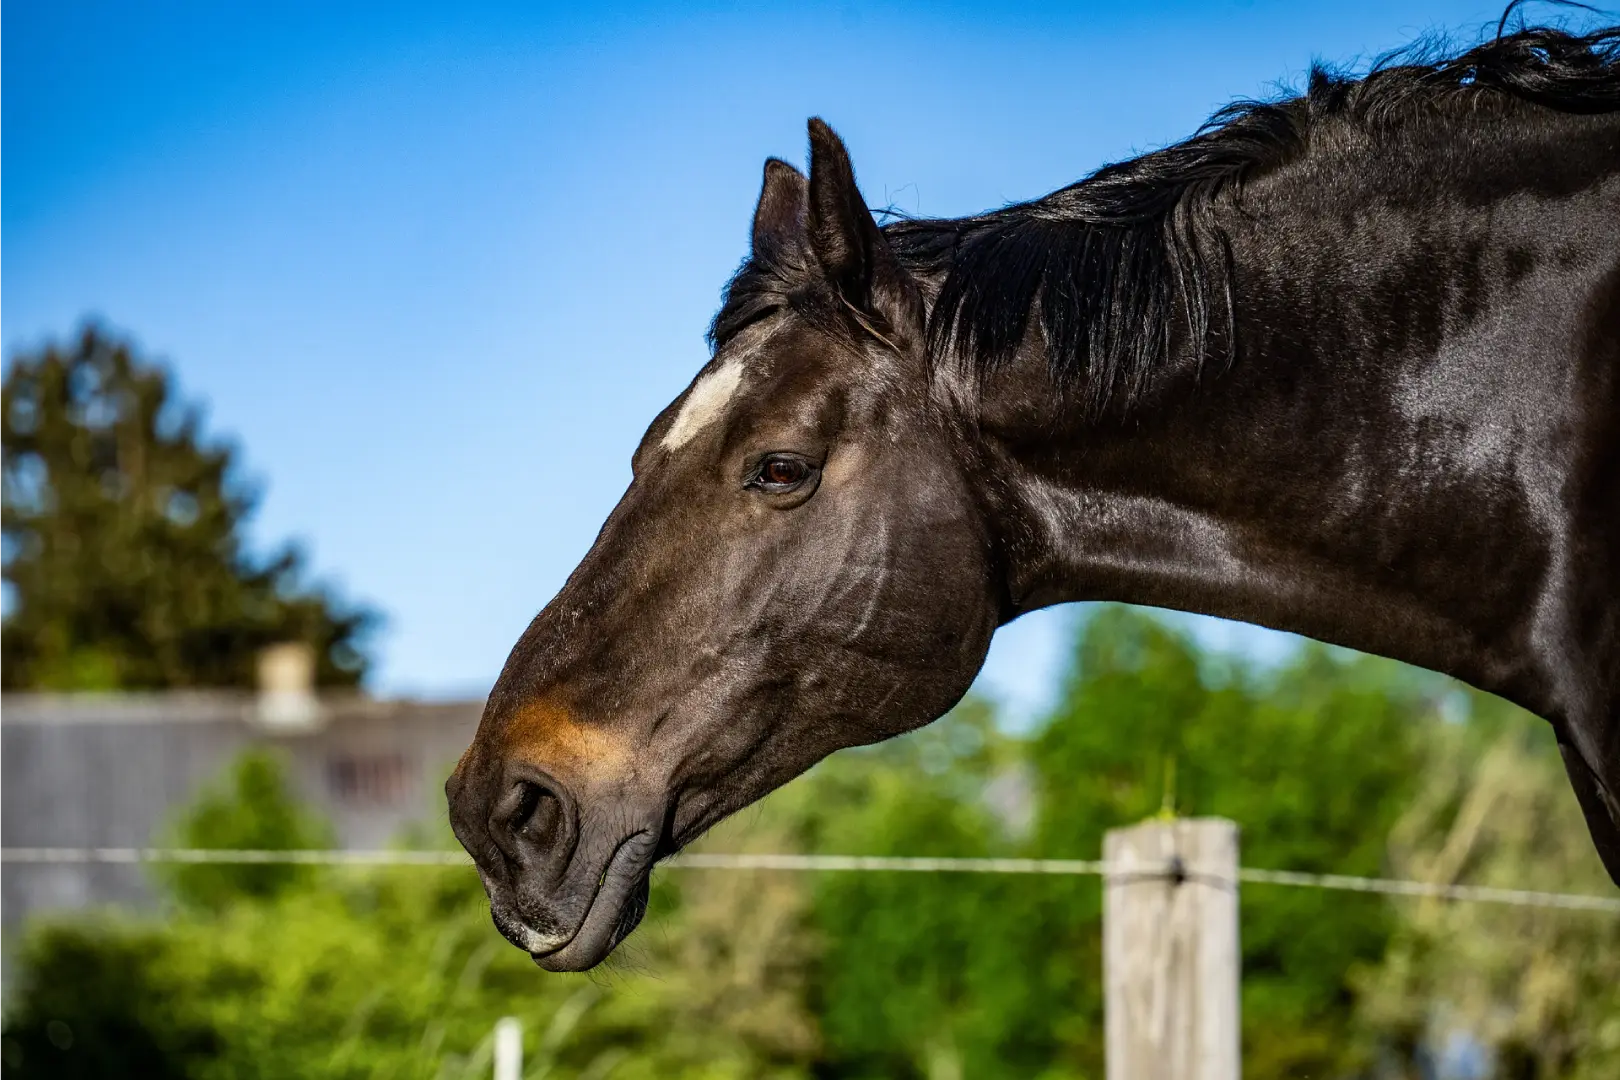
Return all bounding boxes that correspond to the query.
[501,829,656,972]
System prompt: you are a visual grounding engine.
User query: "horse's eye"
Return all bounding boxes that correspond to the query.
[763,458,806,486]
[750,454,815,495]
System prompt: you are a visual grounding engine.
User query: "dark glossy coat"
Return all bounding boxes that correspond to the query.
[448,24,1620,970]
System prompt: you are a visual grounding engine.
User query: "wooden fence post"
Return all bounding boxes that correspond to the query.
[1104,817,1240,1080]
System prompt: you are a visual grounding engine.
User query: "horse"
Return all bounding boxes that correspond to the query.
[446,20,1620,971]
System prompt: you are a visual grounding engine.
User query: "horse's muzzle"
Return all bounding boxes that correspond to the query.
[445,763,661,971]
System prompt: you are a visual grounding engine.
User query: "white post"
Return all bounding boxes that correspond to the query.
[1104,817,1240,1080]
[493,1016,522,1080]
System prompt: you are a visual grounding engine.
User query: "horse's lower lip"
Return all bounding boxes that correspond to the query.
[513,921,571,956]
[526,916,578,959]
[526,830,652,969]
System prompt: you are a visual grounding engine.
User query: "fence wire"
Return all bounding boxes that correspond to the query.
[5,846,1619,913]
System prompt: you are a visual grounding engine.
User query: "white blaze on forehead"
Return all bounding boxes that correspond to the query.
[661,358,747,451]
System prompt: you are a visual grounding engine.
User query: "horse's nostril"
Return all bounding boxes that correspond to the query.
[510,780,542,832]
[516,781,565,840]
[485,768,575,875]
[498,778,567,853]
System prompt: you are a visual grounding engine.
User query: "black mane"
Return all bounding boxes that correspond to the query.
[711,15,1620,417]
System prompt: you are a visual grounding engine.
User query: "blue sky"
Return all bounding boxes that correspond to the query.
[4,1,1521,717]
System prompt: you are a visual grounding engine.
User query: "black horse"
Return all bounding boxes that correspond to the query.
[448,20,1620,971]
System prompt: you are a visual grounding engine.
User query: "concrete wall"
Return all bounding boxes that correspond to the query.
[1,693,481,925]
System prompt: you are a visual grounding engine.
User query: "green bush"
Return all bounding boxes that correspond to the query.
[0,920,213,1079]
[157,748,333,911]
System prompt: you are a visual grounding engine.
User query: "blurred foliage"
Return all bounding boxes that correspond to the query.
[784,607,1431,1080]
[1355,691,1620,1078]
[158,748,334,911]
[1030,610,1429,1078]
[1,325,375,690]
[4,606,1617,1079]
[1,761,816,1080]
[779,699,1048,1079]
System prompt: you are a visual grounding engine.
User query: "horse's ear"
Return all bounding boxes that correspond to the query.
[752,158,808,263]
[806,118,923,345]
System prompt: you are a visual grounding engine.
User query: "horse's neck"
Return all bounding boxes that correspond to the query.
[973,146,1620,733]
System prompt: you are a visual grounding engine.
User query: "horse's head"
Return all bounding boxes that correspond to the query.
[446,120,1000,970]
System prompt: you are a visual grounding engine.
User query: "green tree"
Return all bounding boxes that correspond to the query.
[782,700,1056,1079]
[1030,608,1429,1077]
[1356,692,1620,1078]
[787,606,1433,1079]
[2,325,374,690]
